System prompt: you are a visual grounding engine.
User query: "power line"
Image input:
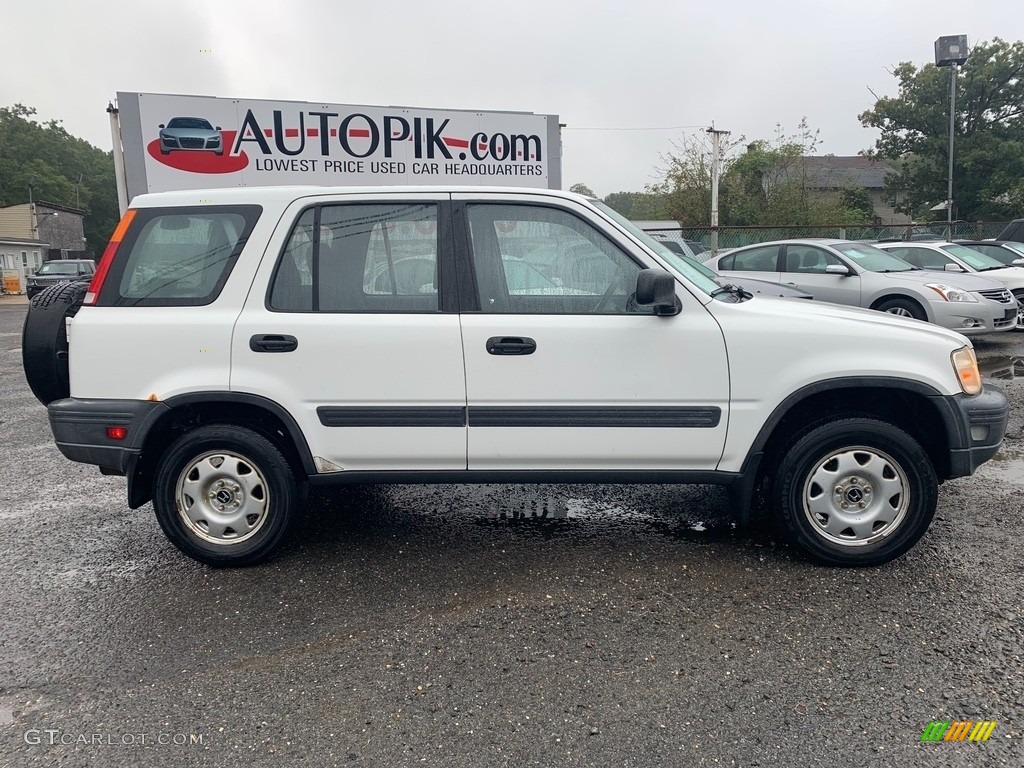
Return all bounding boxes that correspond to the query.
[562,124,710,132]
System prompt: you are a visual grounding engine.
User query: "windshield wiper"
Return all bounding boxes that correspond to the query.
[711,283,753,300]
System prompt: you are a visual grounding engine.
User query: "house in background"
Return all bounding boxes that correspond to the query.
[798,156,911,225]
[0,202,87,293]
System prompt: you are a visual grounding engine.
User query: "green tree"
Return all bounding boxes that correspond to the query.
[601,191,672,220]
[568,182,596,197]
[0,104,119,253]
[653,120,872,226]
[859,38,1024,220]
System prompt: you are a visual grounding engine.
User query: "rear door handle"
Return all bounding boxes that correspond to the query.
[250,334,298,353]
[486,336,536,355]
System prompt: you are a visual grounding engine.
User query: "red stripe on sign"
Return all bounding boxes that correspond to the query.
[349,129,370,138]
[444,137,469,148]
[263,129,273,137]
[478,144,487,152]
[330,129,338,137]
[307,129,319,137]
[285,129,299,138]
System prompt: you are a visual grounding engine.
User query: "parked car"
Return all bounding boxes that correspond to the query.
[952,240,1024,267]
[651,245,812,299]
[22,188,1008,569]
[705,239,1017,334]
[996,219,1024,242]
[874,241,1024,330]
[646,232,710,257]
[25,259,96,299]
[158,117,224,155]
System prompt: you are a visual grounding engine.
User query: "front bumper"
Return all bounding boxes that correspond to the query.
[930,299,1018,334]
[48,398,169,473]
[929,384,1009,478]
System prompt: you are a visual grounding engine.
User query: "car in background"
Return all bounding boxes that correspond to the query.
[953,240,1024,267]
[656,248,812,300]
[646,232,710,257]
[705,239,1017,335]
[875,241,1024,330]
[26,259,96,299]
[158,117,224,155]
[996,219,1024,242]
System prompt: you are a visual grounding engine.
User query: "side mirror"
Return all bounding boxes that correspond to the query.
[215,126,222,131]
[158,124,165,129]
[635,269,681,316]
[1011,258,1024,266]
[944,263,965,272]
[825,264,851,276]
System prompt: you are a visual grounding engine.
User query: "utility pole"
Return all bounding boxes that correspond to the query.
[934,35,969,240]
[946,63,957,238]
[706,126,730,258]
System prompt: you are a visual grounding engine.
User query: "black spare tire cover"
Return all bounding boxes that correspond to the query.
[22,280,89,406]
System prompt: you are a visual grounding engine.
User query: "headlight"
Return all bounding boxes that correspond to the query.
[925,283,978,302]
[951,346,982,395]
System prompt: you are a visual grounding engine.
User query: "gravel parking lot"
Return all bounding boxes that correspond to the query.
[0,299,1021,767]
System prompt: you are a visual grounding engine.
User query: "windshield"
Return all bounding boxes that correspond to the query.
[590,200,720,295]
[833,242,915,272]
[167,117,214,130]
[941,244,1009,271]
[38,262,81,275]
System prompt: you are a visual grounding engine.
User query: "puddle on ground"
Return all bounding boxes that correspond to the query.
[979,355,1024,381]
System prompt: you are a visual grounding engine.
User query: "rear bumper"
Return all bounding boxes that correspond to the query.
[48,398,169,473]
[929,384,1009,478]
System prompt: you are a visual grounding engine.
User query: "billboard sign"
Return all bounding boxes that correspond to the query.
[115,92,561,202]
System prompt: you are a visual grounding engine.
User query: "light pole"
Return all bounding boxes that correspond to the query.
[934,35,969,239]
[706,126,730,257]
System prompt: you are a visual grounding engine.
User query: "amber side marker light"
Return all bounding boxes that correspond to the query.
[85,209,137,305]
[951,346,982,395]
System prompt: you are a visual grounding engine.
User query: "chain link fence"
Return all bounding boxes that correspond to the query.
[643,221,1012,259]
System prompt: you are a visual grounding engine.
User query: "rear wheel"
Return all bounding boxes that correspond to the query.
[21,281,89,405]
[153,425,299,566]
[876,297,926,321]
[772,417,937,566]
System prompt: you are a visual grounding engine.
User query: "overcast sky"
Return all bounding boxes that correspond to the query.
[3,0,1022,197]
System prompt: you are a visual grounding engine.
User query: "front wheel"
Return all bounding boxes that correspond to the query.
[772,418,937,566]
[876,297,926,321]
[1013,290,1024,331]
[153,425,299,566]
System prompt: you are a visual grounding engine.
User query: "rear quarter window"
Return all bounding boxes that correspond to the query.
[98,205,261,306]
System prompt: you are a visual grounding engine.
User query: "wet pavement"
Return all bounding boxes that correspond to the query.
[0,304,1021,767]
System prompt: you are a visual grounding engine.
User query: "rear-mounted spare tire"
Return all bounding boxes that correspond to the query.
[22,280,89,406]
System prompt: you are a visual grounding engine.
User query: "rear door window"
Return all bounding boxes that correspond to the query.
[99,205,261,306]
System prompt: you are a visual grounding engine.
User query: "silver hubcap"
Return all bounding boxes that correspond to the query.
[175,451,270,545]
[884,306,913,318]
[802,446,909,547]
[1016,303,1024,330]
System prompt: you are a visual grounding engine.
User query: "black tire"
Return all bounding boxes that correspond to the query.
[1013,290,1024,331]
[21,280,89,406]
[772,417,937,567]
[875,297,926,321]
[152,425,299,566]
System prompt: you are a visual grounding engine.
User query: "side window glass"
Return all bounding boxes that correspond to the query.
[269,204,439,312]
[107,206,260,307]
[785,246,840,274]
[730,245,779,272]
[466,204,649,314]
[906,248,951,270]
[269,209,315,311]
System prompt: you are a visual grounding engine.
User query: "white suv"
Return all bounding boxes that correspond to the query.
[24,187,1008,568]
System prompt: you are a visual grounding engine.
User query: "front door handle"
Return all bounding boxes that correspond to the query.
[250,334,298,353]
[486,336,536,355]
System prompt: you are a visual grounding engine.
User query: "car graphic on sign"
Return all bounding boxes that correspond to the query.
[158,117,224,155]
